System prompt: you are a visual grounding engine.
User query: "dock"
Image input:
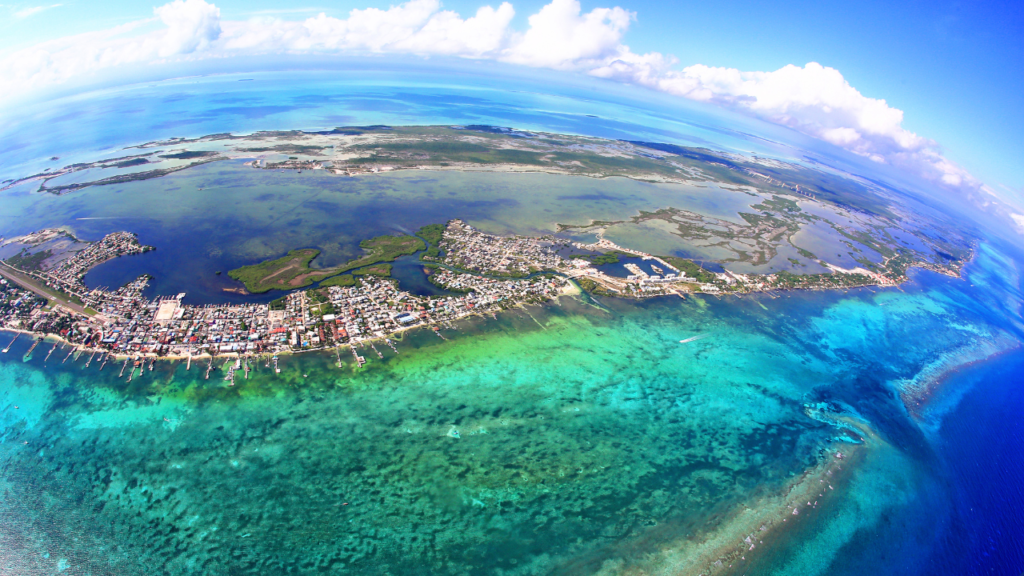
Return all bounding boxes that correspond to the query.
[24,337,42,361]
[2,332,18,353]
[349,345,365,367]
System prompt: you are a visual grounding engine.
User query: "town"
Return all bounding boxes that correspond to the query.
[0,219,917,378]
[0,225,576,379]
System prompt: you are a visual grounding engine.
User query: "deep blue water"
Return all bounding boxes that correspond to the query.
[0,64,1022,575]
[923,350,1024,575]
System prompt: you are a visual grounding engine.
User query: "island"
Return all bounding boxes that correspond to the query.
[1,207,969,380]
[227,233,424,293]
[0,124,976,380]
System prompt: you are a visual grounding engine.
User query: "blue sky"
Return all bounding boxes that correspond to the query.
[1,0,1022,199]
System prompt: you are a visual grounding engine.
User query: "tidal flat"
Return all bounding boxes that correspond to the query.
[3,161,769,303]
[1,160,952,306]
[1,247,1021,575]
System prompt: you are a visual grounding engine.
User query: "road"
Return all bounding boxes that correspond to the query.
[0,262,93,316]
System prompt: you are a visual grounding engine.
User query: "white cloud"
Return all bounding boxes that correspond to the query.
[0,0,992,202]
[154,0,221,56]
[502,0,632,68]
[605,60,983,193]
[14,3,61,19]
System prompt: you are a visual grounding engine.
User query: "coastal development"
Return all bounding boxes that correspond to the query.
[0,224,572,373]
[0,216,967,374]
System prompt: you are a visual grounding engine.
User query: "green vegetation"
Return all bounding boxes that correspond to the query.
[661,256,718,283]
[158,150,219,160]
[575,276,615,296]
[240,145,325,154]
[352,264,392,277]
[228,248,324,293]
[228,234,422,293]
[5,249,52,272]
[771,270,874,290]
[0,262,87,310]
[575,251,625,266]
[753,195,801,213]
[417,223,445,247]
[109,157,150,168]
[269,296,288,310]
[39,158,221,195]
[319,274,357,288]
[349,234,424,266]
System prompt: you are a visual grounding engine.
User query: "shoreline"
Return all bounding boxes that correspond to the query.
[0,299,539,364]
[0,261,963,366]
[596,442,864,576]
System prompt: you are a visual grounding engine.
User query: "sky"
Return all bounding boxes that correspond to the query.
[1,0,1022,213]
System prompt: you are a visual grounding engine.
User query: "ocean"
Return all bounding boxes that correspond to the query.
[0,66,1022,575]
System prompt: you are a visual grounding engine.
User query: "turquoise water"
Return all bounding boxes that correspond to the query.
[1,239,1021,575]
[2,66,1023,575]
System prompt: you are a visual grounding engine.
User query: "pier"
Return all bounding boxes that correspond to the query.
[24,337,42,360]
[3,332,18,353]
[225,358,240,386]
[349,345,365,367]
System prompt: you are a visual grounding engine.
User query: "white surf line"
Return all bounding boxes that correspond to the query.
[679,334,711,344]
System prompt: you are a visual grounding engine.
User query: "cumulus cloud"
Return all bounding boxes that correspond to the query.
[600,60,983,193]
[154,0,222,56]
[0,0,989,199]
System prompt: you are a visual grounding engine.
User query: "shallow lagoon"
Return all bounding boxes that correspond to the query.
[0,161,768,303]
[3,67,1022,576]
[2,244,1023,575]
